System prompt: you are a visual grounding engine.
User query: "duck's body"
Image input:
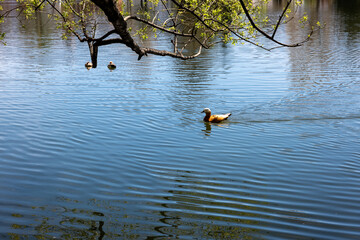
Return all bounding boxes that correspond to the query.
[85,62,93,68]
[108,61,116,70]
[202,108,231,123]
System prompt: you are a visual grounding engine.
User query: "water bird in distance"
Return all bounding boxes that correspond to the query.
[108,61,116,70]
[202,108,231,123]
[85,62,93,70]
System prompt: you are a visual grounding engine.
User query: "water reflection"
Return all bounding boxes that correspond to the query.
[283,0,360,122]
[336,0,360,35]
[127,168,267,239]
[7,202,106,239]
[6,188,264,240]
[202,122,232,137]
[202,122,212,136]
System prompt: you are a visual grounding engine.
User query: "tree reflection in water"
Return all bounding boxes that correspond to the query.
[6,168,267,240]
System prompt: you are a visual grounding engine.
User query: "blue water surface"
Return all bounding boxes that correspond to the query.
[0,1,360,239]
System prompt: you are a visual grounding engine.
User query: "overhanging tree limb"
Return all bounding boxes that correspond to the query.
[90,0,146,60]
[124,15,194,37]
[1,0,318,66]
[143,46,202,59]
[124,15,209,49]
[238,0,306,47]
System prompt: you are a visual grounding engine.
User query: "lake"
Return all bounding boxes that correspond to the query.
[0,0,360,239]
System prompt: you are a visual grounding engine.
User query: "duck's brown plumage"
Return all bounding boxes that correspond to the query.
[202,108,231,123]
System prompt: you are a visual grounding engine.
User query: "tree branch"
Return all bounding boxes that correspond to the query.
[91,0,146,59]
[125,15,193,37]
[94,29,117,42]
[95,38,125,46]
[203,18,271,51]
[125,15,209,50]
[160,0,176,27]
[238,0,302,47]
[272,0,292,39]
[46,0,86,42]
[171,0,217,33]
[0,5,22,18]
[35,0,47,11]
[143,46,202,60]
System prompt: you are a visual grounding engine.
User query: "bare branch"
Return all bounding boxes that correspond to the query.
[272,0,292,39]
[125,15,193,37]
[269,28,314,50]
[151,11,159,24]
[179,37,193,54]
[95,38,125,46]
[35,0,47,11]
[91,0,146,59]
[161,0,176,27]
[94,29,117,42]
[163,17,176,27]
[64,0,82,18]
[0,5,22,18]
[202,18,270,51]
[143,46,202,59]
[238,0,303,47]
[124,15,209,49]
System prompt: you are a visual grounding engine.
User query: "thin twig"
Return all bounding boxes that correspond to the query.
[35,0,47,11]
[171,0,217,32]
[238,0,303,47]
[272,0,292,38]
[46,0,85,41]
[142,45,202,59]
[0,6,22,18]
[125,15,193,37]
[203,18,270,51]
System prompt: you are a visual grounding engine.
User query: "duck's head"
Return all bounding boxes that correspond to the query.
[109,61,114,65]
[202,108,211,114]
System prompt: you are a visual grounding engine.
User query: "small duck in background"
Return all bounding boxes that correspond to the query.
[108,61,116,70]
[85,62,93,70]
[202,108,231,123]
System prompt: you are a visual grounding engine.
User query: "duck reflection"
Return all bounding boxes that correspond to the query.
[202,121,231,136]
[202,122,212,136]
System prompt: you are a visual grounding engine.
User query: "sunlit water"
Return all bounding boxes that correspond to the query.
[1,1,360,239]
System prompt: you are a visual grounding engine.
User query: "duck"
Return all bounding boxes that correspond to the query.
[107,61,116,70]
[85,61,93,69]
[202,108,231,123]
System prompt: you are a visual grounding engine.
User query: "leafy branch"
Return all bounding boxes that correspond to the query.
[0,0,320,66]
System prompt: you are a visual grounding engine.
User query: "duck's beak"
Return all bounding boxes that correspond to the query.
[201,110,204,113]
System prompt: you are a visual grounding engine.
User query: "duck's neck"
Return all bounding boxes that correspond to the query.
[203,112,211,122]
